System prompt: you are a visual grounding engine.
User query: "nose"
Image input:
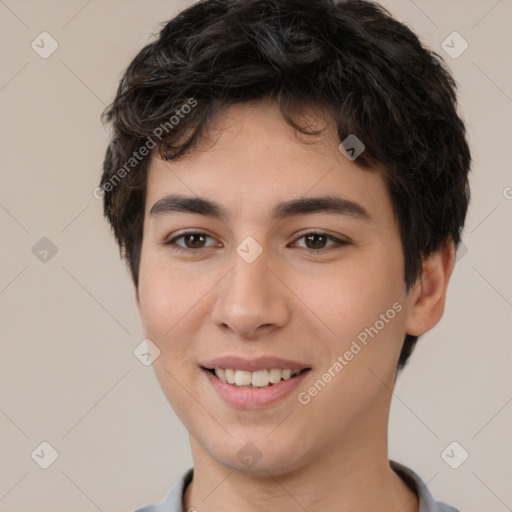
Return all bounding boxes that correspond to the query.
[211,245,290,339]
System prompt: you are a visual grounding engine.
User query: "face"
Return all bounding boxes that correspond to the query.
[135,100,420,475]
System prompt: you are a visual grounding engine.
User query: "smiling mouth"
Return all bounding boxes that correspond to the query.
[203,367,311,388]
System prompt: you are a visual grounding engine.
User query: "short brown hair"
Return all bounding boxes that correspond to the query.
[100,0,471,369]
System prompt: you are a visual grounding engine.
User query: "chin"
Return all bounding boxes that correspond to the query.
[208,439,308,477]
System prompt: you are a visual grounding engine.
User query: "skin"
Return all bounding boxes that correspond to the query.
[135,99,455,512]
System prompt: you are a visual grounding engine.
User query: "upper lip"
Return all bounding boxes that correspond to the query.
[201,356,311,372]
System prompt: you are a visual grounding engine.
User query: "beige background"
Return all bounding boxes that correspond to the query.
[1,0,511,511]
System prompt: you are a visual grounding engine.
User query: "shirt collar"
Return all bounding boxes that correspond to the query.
[141,460,458,512]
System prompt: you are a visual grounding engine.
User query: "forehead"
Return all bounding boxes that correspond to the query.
[144,101,394,226]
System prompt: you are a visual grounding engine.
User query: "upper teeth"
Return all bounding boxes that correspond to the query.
[214,368,302,387]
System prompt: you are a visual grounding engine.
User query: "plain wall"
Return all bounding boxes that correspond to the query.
[1,0,511,510]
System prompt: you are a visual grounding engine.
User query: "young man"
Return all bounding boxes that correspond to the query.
[100,0,470,510]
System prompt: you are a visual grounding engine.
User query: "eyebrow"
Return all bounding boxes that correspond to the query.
[149,194,371,221]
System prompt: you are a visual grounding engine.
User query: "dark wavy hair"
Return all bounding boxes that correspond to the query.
[100,0,471,370]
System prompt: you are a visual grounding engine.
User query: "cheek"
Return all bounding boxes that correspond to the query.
[295,262,406,428]
[137,253,219,386]
[318,251,405,331]
[304,246,407,363]
[137,260,200,410]
[137,255,193,348]
[138,272,174,338]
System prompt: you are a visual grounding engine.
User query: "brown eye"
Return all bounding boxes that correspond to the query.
[293,231,349,252]
[165,231,217,251]
[182,233,207,248]
[304,233,328,250]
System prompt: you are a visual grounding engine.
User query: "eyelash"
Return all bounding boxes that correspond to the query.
[164,230,350,254]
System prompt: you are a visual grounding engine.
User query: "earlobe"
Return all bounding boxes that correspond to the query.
[404,239,456,336]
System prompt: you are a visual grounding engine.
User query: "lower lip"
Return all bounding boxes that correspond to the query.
[202,368,310,409]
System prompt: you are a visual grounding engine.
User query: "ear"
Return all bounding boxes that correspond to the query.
[404,239,456,336]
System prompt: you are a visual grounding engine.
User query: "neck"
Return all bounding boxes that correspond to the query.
[183,411,418,512]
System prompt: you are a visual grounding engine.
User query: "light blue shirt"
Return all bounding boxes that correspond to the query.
[134,460,460,512]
